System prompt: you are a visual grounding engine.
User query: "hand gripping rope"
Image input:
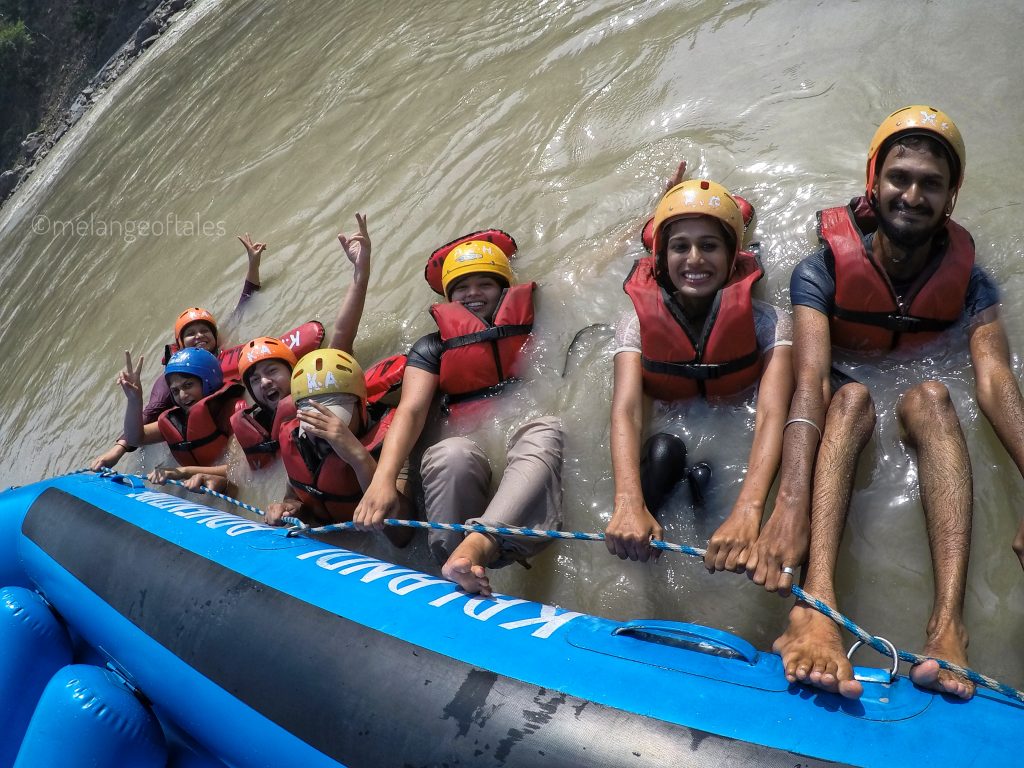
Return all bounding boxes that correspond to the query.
[82,468,1024,704]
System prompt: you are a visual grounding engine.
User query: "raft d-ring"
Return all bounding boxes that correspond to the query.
[847,636,899,683]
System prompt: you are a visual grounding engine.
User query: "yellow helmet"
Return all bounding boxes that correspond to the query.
[290,349,367,403]
[651,179,744,260]
[440,241,515,298]
[866,105,966,200]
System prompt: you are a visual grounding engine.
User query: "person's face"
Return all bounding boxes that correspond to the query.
[167,373,204,412]
[663,216,732,306]
[180,321,217,351]
[247,359,292,409]
[449,275,504,321]
[874,144,953,249]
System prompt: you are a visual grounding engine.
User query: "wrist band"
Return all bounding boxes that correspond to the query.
[784,417,823,443]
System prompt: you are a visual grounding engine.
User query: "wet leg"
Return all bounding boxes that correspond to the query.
[898,381,974,699]
[774,383,875,699]
[452,417,564,595]
[420,437,491,565]
[640,432,688,515]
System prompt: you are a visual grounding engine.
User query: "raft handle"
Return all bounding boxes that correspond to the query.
[98,470,146,489]
[613,621,758,664]
[847,635,899,684]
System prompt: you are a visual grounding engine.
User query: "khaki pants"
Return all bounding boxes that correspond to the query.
[420,416,564,568]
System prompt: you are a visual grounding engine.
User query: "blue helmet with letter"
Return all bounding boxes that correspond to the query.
[164,348,223,396]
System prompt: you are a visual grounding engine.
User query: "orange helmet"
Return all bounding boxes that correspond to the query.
[651,179,745,262]
[237,336,298,394]
[174,307,218,347]
[866,105,966,204]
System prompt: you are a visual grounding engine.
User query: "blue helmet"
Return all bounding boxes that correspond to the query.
[165,348,223,396]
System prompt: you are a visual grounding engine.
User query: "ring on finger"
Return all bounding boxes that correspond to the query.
[781,565,796,576]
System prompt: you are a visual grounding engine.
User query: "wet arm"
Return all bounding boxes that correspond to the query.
[970,314,1024,474]
[773,307,831,512]
[353,366,437,529]
[230,234,267,316]
[606,351,663,561]
[373,366,437,484]
[744,307,828,591]
[329,254,369,353]
[330,214,372,353]
[124,400,163,447]
[735,344,795,518]
[706,345,793,573]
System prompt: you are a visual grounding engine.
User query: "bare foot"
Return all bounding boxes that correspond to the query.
[910,622,974,700]
[773,602,863,699]
[441,533,499,597]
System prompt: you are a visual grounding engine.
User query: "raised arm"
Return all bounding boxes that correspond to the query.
[746,306,831,592]
[606,351,663,562]
[119,351,163,447]
[330,213,371,353]
[353,365,438,529]
[706,343,794,573]
[230,233,267,316]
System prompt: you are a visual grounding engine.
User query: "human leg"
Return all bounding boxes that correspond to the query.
[898,380,974,699]
[640,432,688,514]
[773,382,876,699]
[446,417,564,594]
[420,437,491,565]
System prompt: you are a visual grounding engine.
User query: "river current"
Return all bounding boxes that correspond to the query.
[1,0,1022,689]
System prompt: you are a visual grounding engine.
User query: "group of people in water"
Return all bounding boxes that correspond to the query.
[90,105,1024,704]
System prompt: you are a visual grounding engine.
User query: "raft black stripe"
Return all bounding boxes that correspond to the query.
[21,488,849,768]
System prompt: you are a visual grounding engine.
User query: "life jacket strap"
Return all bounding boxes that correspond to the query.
[641,349,760,381]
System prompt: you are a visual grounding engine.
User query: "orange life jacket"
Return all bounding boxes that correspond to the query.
[278,410,394,524]
[623,253,763,400]
[818,199,975,352]
[229,396,298,471]
[431,283,536,408]
[156,383,246,466]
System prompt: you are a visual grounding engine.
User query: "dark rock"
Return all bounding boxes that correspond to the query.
[136,18,160,42]
[21,134,43,156]
[0,167,26,199]
[68,97,87,122]
[168,0,186,10]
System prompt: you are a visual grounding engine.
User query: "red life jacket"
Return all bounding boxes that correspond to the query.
[365,354,407,412]
[162,320,326,383]
[156,383,246,466]
[623,253,764,400]
[279,410,395,524]
[431,283,536,407]
[229,396,298,471]
[818,198,975,352]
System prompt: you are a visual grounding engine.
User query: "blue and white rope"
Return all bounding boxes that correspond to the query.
[79,468,1024,703]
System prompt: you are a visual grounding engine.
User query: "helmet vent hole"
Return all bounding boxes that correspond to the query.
[700,180,710,190]
[315,358,323,372]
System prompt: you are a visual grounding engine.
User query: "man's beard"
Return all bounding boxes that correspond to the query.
[876,202,941,251]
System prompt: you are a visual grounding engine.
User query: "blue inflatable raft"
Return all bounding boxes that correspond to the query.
[0,472,1018,766]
